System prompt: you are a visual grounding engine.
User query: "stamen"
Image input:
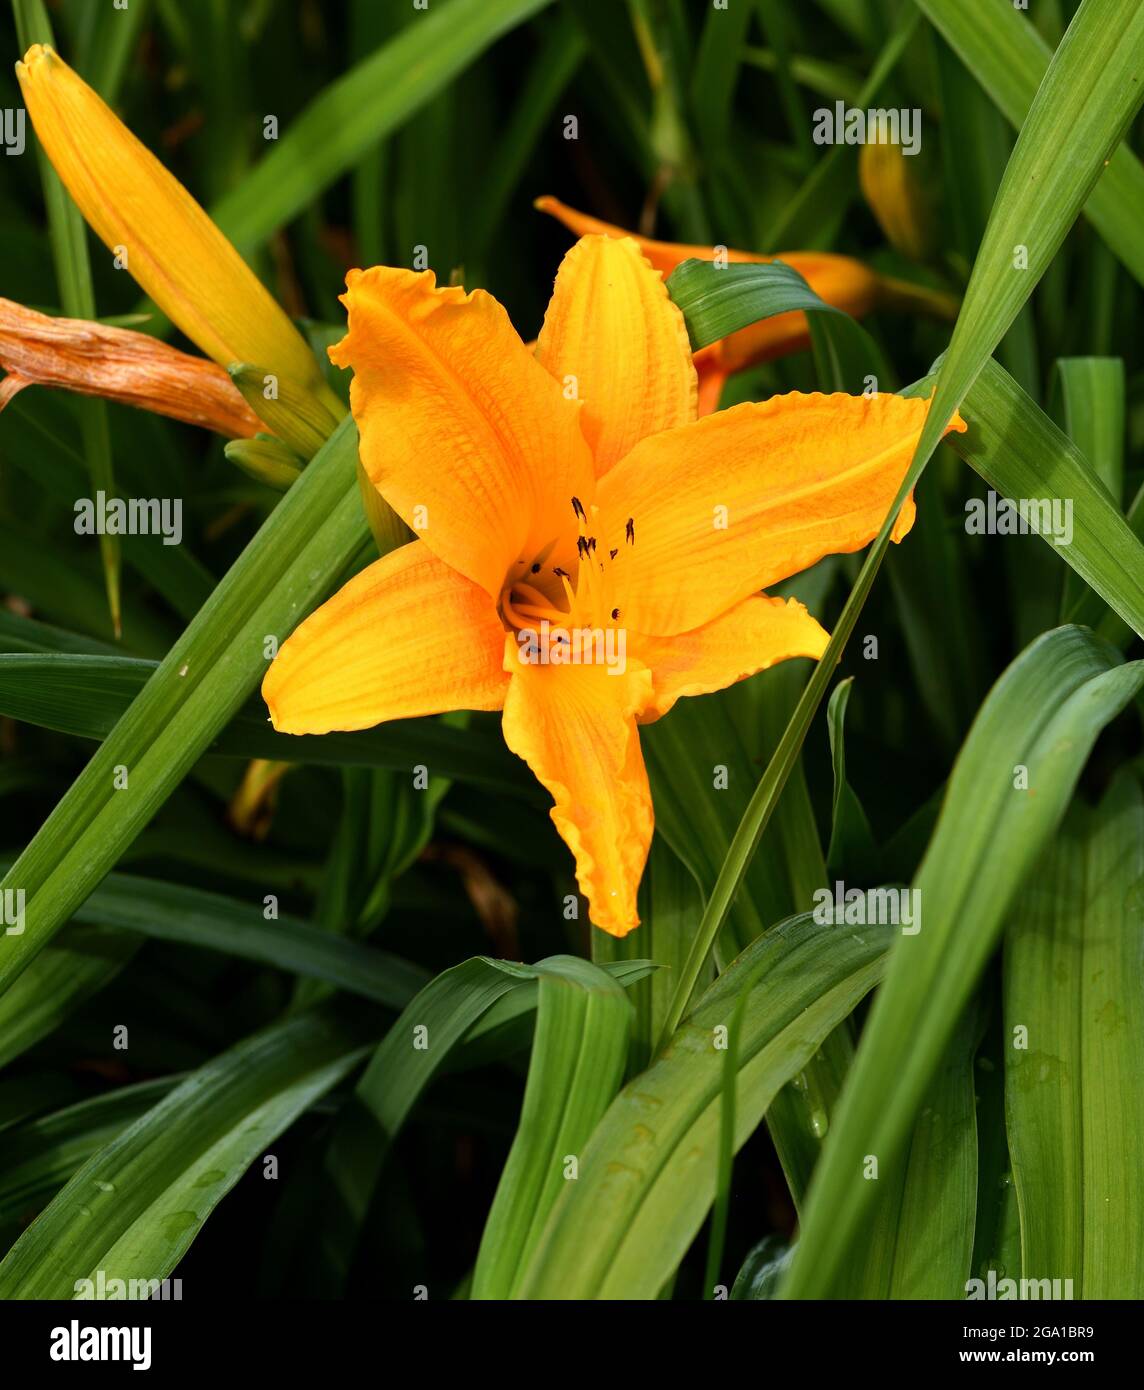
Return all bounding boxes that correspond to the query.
[557,570,577,612]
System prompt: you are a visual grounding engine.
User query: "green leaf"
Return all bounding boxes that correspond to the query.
[690,0,753,150]
[885,466,985,751]
[0,399,216,626]
[472,957,631,1298]
[1054,357,1124,501]
[781,626,1144,1298]
[13,0,120,632]
[1003,772,1144,1299]
[0,1074,83,1132]
[211,0,555,254]
[0,654,538,801]
[825,678,878,882]
[830,1003,981,1298]
[894,0,1144,501]
[913,357,1144,641]
[0,924,140,1070]
[0,1005,376,1298]
[592,837,707,1074]
[1053,357,1125,620]
[471,12,586,260]
[932,32,1039,396]
[731,1235,791,1300]
[666,258,845,353]
[0,1079,178,1238]
[764,6,920,249]
[642,685,806,956]
[643,657,855,1202]
[808,309,893,397]
[83,0,153,102]
[917,0,1144,288]
[0,610,119,657]
[516,908,894,1300]
[704,948,769,1294]
[65,870,431,1009]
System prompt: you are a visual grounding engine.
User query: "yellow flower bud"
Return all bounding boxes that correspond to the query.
[16,44,327,399]
[859,137,934,263]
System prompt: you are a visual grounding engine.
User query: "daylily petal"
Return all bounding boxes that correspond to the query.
[16,45,326,398]
[501,638,654,937]
[635,594,829,722]
[535,195,767,275]
[536,234,696,474]
[598,392,967,636]
[0,298,261,438]
[329,266,594,601]
[694,346,731,417]
[264,540,509,735]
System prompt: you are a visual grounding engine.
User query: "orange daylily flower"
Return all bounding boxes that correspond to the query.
[535,196,958,415]
[263,235,965,937]
[0,298,261,438]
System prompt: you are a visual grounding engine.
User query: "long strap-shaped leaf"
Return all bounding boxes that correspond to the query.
[1003,773,1144,1299]
[918,0,1144,287]
[12,0,120,630]
[211,0,554,254]
[0,653,539,800]
[905,357,1144,640]
[0,1079,180,1235]
[830,1002,982,1298]
[781,627,1144,1298]
[472,957,631,1298]
[0,924,139,1069]
[0,1004,377,1298]
[64,869,431,1009]
[668,259,845,349]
